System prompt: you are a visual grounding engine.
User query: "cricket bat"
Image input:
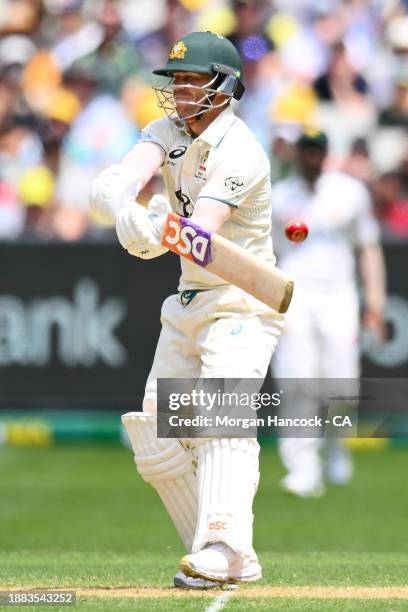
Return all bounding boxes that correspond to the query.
[161,212,293,313]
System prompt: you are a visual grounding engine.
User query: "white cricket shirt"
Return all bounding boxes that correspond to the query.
[271,171,380,288]
[139,106,274,290]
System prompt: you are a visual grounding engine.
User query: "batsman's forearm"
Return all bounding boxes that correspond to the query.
[190,197,233,233]
[358,243,387,315]
[121,142,165,190]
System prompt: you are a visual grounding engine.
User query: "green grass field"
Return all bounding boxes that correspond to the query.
[1,443,407,611]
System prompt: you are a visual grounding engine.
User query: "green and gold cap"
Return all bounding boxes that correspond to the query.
[153,31,243,81]
[297,128,329,151]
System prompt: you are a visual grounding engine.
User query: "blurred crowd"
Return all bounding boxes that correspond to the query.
[0,0,407,242]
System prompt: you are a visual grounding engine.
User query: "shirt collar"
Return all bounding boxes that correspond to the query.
[197,105,237,148]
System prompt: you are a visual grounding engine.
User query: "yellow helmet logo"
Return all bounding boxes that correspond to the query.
[169,41,188,60]
[304,127,320,138]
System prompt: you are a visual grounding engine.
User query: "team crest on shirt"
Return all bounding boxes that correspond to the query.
[169,41,188,60]
[194,150,209,183]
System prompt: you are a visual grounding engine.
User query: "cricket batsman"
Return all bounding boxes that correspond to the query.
[90,31,283,588]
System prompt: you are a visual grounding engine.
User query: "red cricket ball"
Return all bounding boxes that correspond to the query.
[284,219,309,242]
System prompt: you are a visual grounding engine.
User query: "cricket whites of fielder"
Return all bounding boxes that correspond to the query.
[271,129,386,498]
[90,31,284,588]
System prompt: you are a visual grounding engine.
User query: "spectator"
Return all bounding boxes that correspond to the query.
[228,0,273,58]
[0,116,43,239]
[18,165,55,239]
[379,65,408,129]
[0,0,42,36]
[0,35,36,121]
[227,0,278,149]
[136,0,195,74]
[54,62,139,239]
[65,0,143,96]
[313,41,377,168]
[373,169,408,238]
[341,137,374,184]
[45,0,102,70]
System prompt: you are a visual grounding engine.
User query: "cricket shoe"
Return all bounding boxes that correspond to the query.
[180,542,262,583]
[173,571,237,590]
[281,474,325,498]
[325,444,353,485]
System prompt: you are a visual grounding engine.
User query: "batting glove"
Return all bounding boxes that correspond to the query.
[116,194,172,259]
[89,164,141,225]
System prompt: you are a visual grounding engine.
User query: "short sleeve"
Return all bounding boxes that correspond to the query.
[138,118,173,156]
[197,151,269,208]
[353,183,381,247]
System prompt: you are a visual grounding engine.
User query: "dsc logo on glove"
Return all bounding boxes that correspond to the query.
[161,213,213,266]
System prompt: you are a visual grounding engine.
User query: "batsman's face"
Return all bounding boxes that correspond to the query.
[172,72,214,119]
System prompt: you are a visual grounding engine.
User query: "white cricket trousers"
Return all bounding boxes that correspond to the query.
[139,285,284,558]
[272,283,360,486]
[143,285,284,414]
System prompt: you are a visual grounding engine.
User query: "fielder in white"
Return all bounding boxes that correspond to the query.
[90,31,284,587]
[271,130,386,497]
